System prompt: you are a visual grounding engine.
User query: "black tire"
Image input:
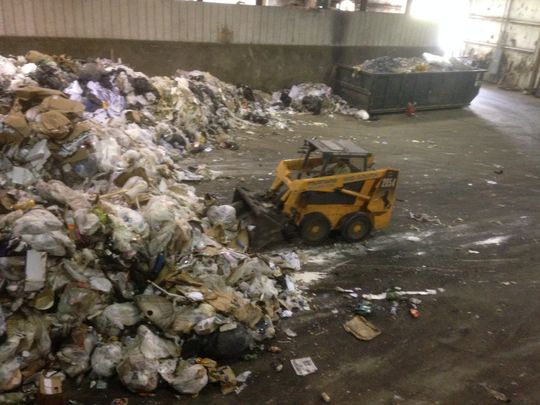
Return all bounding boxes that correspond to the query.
[340,212,372,242]
[300,213,331,244]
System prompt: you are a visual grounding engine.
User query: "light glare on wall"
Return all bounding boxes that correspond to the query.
[410,0,469,57]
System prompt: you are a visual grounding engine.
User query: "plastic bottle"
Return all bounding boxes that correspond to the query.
[64,211,78,240]
[12,199,36,210]
[72,154,98,178]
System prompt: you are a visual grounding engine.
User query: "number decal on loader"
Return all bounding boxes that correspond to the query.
[380,170,398,189]
[381,178,396,188]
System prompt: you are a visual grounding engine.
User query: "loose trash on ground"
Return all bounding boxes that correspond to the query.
[362,288,438,300]
[290,357,318,376]
[343,316,381,341]
[479,383,510,402]
[408,211,442,225]
[354,300,373,316]
[321,392,331,402]
[283,327,298,338]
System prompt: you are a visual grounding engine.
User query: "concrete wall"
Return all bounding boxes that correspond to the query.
[0,0,439,90]
[0,36,436,90]
[464,0,540,90]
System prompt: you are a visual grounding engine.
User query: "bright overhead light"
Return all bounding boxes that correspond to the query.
[338,0,355,11]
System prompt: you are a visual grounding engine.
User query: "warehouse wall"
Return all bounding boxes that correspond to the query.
[464,0,540,91]
[0,0,439,89]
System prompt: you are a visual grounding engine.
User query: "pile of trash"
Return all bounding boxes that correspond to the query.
[0,51,309,401]
[356,53,477,74]
[272,83,370,119]
[0,51,297,153]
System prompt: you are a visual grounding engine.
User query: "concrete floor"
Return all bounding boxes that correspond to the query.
[73,85,540,404]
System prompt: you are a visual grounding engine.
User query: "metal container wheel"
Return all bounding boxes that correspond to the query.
[300,212,331,244]
[340,212,372,242]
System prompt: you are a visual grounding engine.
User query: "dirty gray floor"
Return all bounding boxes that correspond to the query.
[71,85,540,404]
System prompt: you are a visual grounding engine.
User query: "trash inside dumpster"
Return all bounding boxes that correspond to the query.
[334,54,486,114]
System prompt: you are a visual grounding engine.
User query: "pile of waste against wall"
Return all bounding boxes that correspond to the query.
[271,83,369,119]
[0,51,318,401]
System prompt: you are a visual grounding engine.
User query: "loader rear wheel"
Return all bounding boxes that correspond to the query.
[300,213,331,244]
[340,213,372,242]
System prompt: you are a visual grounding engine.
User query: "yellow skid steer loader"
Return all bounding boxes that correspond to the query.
[233,139,398,249]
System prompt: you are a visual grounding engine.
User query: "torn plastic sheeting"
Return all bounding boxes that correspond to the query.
[227,257,274,285]
[158,359,208,395]
[193,316,223,335]
[206,205,237,230]
[122,176,148,200]
[12,209,75,256]
[64,80,83,102]
[116,351,159,393]
[25,139,50,163]
[244,275,278,301]
[56,326,98,378]
[36,180,91,211]
[134,294,175,331]
[91,342,124,378]
[101,202,149,255]
[142,195,193,259]
[57,283,104,321]
[94,136,122,172]
[96,302,142,333]
[24,250,47,292]
[0,210,24,230]
[288,83,332,103]
[87,81,125,117]
[0,56,17,76]
[73,209,101,236]
[232,303,263,329]
[8,166,34,186]
[131,325,180,360]
[170,303,217,335]
[269,251,301,271]
[19,233,72,262]
[0,358,21,393]
[89,276,113,293]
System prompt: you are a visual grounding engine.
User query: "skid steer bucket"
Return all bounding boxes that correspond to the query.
[232,188,289,250]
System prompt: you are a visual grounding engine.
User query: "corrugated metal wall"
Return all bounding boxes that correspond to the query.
[464,0,540,90]
[0,0,437,47]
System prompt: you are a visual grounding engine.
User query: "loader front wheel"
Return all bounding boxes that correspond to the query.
[340,213,371,242]
[300,213,331,244]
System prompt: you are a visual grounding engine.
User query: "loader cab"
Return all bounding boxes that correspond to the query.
[298,139,373,179]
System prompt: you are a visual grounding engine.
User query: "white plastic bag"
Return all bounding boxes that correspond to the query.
[94,137,121,172]
[91,342,124,378]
